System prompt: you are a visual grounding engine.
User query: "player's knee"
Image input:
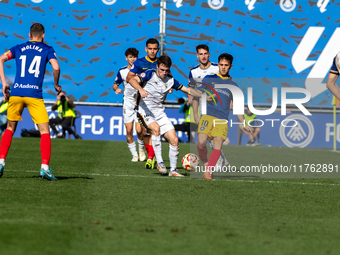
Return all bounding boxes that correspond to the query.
[169,136,178,146]
[126,129,133,136]
[197,140,206,148]
[152,127,160,136]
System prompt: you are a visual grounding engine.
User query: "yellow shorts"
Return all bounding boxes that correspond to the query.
[197,115,228,140]
[7,96,49,124]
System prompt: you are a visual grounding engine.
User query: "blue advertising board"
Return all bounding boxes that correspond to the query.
[11,104,340,149]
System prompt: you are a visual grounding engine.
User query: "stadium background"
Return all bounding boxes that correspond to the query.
[0,0,340,147]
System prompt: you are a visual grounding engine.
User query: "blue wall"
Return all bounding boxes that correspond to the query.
[1,0,339,107]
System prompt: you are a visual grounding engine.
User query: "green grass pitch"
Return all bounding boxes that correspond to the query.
[1,138,340,255]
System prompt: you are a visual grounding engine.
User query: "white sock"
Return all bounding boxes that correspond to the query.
[137,138,145,150]
[151,135,163,164]
[169,144,179,171]
[0,159,5,166]
[127,142,138,157]
[41,164,49,171]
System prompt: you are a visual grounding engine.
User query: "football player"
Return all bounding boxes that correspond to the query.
[189,44,229,168]
[126,38,159,169]
[129,55,203,177]
[196,53,252,179]
[113,48,146,162]
[0,23,61,180]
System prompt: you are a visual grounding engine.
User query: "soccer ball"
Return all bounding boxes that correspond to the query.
[182,153,200,171]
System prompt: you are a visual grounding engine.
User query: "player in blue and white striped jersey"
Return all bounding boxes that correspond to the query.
[113,48,146,162]
[129,56,204,177]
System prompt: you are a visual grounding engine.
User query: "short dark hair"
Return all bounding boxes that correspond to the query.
[196,44,209,53]
[218,53,233,64]
[157,55,172,68]
[146,38,159,47]
[125,48,139,57]
[30,23,44,38]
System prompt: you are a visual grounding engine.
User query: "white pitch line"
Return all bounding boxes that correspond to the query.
[4,169,340,186]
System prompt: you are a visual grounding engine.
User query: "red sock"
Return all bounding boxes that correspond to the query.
[207,149,221,169]
[40,133,51,165]
[0,129,14,159]
[197,144,208,164]
[145,144,155,160]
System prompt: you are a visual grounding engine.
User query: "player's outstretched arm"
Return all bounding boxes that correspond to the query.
[50,59,61,94]
[326,72,340,100]
[180,86,202,123]
[129,75,148,98]
[180,86,202,98]
[0,54,10,100]
[126,71,135,83]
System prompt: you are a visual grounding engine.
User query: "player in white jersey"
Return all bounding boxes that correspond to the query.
[129,56,204,177]
[189,44,228,168]
[113,48,146,162]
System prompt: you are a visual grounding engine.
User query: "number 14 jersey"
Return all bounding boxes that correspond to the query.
[5,40,57,99]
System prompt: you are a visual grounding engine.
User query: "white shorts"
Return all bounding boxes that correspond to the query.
[138,107,174,135]
[123,105,137,124]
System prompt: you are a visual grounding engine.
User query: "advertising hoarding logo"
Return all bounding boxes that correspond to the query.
[317,0,330,13]
[292,27,340,98]
[279,115,314,148]
[208,0,224,10]
[102,0,116,5]
[245,0,257,11]
[280,0,296,12]
[173,0,183,8]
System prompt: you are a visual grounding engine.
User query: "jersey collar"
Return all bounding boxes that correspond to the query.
[145,56,157,63]
[199,62,212,70]
[217,73,230,80]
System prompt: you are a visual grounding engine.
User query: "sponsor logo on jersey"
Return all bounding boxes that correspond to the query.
[13,83,39,90]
